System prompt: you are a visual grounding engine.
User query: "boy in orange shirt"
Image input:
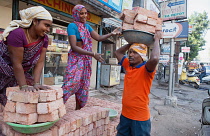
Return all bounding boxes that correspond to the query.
[115,30,162,136]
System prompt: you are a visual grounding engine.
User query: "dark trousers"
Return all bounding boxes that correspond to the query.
[116,114,151,136]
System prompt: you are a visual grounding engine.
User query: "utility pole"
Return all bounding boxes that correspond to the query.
[164,20,177,107]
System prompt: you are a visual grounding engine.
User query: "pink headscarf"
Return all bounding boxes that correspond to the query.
[72,4,92,51]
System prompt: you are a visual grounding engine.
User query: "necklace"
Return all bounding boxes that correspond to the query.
[26,29,31,43]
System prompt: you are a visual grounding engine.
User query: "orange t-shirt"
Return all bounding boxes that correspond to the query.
[121,57,155,121]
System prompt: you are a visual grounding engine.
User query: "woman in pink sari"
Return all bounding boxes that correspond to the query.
[0,6,53,106]
[62,4,121,110]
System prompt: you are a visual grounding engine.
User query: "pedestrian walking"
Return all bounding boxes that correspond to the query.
[62,4,121,110]
[115,30,162,136]
[0,6,52,106]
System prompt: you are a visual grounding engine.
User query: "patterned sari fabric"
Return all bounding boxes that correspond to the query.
[62,5,92,108]
[0,38,45,106]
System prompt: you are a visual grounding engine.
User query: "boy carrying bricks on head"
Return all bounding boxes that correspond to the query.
[115,30,162,136]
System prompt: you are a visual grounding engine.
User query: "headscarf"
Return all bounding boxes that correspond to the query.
[2,6,52,41]
[129,43,148,61]
[72,4,92,51]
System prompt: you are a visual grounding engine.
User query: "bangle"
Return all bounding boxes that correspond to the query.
[20,85,29,90]
[93,52,95,57]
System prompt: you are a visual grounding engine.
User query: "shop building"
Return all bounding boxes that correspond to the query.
[0,0,122,89]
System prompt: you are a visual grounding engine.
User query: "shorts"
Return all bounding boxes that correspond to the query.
[116,114,151,136]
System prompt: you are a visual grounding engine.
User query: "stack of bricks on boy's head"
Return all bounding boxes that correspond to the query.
[121,7,163,34]
[3,86,66,125]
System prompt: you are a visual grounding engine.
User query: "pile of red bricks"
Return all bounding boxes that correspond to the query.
[121,7,163,34]
[3,87,66,125]
[2,93,122,135]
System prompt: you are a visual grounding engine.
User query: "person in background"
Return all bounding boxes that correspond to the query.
[114,30,162,136]
[0,6,52,106]
[199,62,206,83]
[62,4,121,110]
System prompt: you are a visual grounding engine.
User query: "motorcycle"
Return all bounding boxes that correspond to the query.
[198,89,210,136]
[201,75,210,84]
[179,68,200,89]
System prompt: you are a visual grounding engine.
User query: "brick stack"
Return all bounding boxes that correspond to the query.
[3,86,66,125]
[121,7,163,34]
[2,96,122,136]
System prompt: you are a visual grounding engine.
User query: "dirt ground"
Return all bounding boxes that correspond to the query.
[94,78,210,136]
[0,78,209,136]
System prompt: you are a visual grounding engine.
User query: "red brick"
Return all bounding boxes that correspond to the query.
[135,14,148,24]
[3,111,17,123]
[16,102,37,114]
[96,126,103,136]
[58,104,66,118]
[38,109,59,122]
[133,6,158,19]
[122,22,133,30]
[87,130,93,136]
[157,18,163,24]
[4,100,16,113]
[54,86,63,99]
[147,17,157,26]
[37,103,49,114]
[88,123,94,132]
[156,24,162,31]
[102,130,108,136]
[50,125,59,136]
[7,90,39,103]
[92,128,97,136]
[16,113,38,125]
[63,113,83,129]
[80,125,88,136]
[119,9,127,20]
[82,107,97,122]
[38,89,57,102]
[71,110,92,126]
[124,9,136,20]
[48,98,64,113]
[6,87,19,96]
[104,117,110,125]
[54,118,66,136]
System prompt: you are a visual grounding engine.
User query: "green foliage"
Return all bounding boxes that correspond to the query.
[184,11,210,60]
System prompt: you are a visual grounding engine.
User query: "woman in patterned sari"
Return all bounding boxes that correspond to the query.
[0,6,53,106]
[62,4,121,110]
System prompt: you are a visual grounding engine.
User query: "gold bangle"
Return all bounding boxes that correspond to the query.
[20,85,29,90]
[93,52,95,57]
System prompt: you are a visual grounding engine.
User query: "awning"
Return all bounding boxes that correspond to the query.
[102,18,122,28]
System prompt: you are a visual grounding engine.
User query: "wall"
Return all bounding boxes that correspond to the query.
[0,6,12,29]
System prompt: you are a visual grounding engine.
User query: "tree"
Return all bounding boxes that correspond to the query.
[184,11,210,60]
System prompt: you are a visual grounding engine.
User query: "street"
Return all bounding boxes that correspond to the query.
[90,74,210,136]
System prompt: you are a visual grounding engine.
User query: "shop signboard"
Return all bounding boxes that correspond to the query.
[181,47,190,53]
[161,43,170,54]
[162,21,188,38]
[32,0,102,24]
[53,28,68,35]
[146,0,160,13]
[159,55,170,63]
[98,0,123,13]
[160,0,187,21]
